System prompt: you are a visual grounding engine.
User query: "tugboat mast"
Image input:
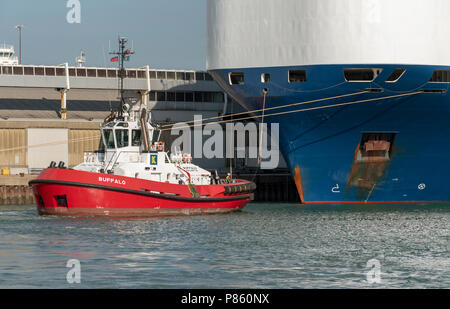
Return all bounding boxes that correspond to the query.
[109,37,135,119]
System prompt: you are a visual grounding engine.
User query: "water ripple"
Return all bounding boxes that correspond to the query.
[0,203,449,288]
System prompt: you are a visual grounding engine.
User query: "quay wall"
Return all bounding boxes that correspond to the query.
[0,173,300,205]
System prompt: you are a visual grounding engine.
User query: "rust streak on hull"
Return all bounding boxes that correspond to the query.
[346,143,392,201]
[293,166,305,203]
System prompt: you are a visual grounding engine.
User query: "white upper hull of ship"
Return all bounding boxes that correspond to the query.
[207,0,450,69]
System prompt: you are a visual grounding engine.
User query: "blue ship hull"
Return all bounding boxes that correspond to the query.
[209,64,450,203]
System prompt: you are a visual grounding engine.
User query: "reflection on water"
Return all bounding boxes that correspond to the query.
[0,203,449,288]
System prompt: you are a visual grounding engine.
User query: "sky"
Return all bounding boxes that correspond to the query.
[0,0,207,70]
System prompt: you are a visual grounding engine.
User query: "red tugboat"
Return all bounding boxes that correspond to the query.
[29,38,256,217]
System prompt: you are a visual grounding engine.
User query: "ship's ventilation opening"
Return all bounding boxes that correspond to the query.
[422,89,447,94]
[429,70,450,83]
[55,195,68,207]
[229,72,244,85]
[288,70,307,83]
[38,196,45,207]
[386,69,406,83]
[357,133,396,162]
[364,88,384,93]
[344,68,382,82]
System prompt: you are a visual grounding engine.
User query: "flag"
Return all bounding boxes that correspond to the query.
[124,49,131,55]
[123,55,130,61]
[110,56,118,62]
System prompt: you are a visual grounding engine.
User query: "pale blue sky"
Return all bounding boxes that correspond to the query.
[0,0,206,70]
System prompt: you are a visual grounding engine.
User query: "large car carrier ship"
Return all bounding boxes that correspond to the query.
[207,0,450,203]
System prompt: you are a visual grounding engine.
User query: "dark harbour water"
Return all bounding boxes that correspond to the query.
[0,203,449,289]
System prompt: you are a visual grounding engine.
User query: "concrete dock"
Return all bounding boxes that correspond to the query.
[0,175,36,205]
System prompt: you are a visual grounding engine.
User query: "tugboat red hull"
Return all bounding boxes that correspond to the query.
[30,169,255,217]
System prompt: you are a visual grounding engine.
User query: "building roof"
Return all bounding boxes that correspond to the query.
[0,98,119,121]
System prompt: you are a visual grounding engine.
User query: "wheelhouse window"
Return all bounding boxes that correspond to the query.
[229,72,244,85]
[288,70,307,83]
[429,70,450,83]
[115,129,129,148]
[151,128,161,144]
[386,69,406,83]
[132,130,141,146]
[344,68,382,82]
[103,129,115,149]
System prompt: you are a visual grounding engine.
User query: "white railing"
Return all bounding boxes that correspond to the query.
[0,64,213,81]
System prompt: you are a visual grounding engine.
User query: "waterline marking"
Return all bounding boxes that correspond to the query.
[66,0,81,24]
[66,259,81,284]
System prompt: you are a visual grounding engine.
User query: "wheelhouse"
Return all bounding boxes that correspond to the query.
[101,121,161,150]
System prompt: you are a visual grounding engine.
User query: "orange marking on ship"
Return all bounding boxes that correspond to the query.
[293,166,305,203]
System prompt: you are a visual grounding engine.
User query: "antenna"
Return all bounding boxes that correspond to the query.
[76,50,86,67]
[15,25,24,65]
[109,36,135,119]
